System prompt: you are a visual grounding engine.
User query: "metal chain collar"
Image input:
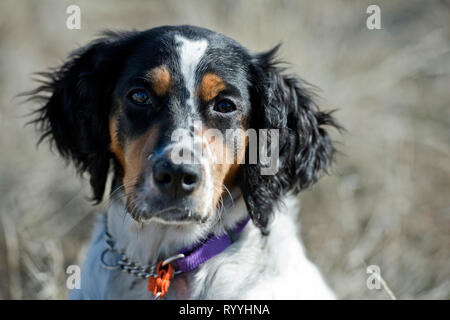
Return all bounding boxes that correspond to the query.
[100,230,184,280]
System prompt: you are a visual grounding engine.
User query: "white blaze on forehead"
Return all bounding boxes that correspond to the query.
[174,36,212,217]
[175,35,208,116]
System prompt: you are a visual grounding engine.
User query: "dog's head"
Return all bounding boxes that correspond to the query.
[31,26,338,233]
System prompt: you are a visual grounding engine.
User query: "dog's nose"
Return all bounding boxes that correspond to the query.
[153,157,202,198]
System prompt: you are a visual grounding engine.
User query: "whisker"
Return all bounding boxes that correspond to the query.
[213,185,225,227]
[107,177,141,201]
[222,184,234,207]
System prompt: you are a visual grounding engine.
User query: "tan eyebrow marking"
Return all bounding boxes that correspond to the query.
[147,66,171,96]
[198,73,226,101]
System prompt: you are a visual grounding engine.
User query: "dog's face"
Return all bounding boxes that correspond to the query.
[31,26,338,232]
[109,30,251,224]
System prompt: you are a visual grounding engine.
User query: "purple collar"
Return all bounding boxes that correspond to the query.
[102,214,250,276]
[175,217,250,272]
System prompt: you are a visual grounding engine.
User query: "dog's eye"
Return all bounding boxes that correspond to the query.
[128,89,151,105]
[213,99,236,113]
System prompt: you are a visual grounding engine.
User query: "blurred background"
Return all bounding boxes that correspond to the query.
[0,0,449,299]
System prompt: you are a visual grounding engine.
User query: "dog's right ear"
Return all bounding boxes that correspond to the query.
[28,31,136,203]
[242,45,339,234]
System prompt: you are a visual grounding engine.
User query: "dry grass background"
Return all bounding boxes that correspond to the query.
[0,0,449,299]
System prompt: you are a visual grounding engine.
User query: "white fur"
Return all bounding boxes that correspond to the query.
[175,35,208,121]
[70,194,335,300]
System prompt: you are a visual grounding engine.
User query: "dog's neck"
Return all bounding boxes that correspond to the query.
[106,190,248,267]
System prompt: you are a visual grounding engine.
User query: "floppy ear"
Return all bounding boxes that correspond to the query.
[29,32,136,203]
[242,46,339,234]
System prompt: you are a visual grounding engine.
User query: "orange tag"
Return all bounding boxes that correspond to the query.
[147,261,174,298]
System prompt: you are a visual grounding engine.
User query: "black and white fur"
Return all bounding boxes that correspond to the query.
[30,25,338,299]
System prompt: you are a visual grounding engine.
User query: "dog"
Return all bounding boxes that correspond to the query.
[30,25,338,299]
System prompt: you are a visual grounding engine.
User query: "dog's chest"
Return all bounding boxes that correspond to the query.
[104,242,258,300]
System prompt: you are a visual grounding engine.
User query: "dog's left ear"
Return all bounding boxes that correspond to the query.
[242,45,340,234]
